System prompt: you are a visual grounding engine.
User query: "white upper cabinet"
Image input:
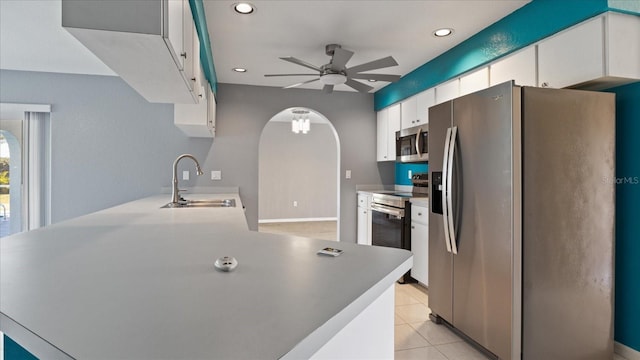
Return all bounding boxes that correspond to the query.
[435,79,460,104]
[62,0,200,104]
[490,46,537,87]
[376,109,389,162]
[376,105,400,162]
[538,17,604,89]
[538,13,640,90]
[174,75,215,138]
[606,12,640,83]
[400,96,418,129]
[460,67,489,97]
[416,88,435,125]
[387,104,401,160]
[401,89,435,129]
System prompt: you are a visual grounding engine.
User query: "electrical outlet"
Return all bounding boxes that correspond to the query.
[182,170,189,180]
[211,170,222,180]
[345,170,352,179]
[293,201,298,207]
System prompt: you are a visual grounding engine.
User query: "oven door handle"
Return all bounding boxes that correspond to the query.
[371,203,405,218]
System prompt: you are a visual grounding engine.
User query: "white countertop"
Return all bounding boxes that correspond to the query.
[0,193,412,359]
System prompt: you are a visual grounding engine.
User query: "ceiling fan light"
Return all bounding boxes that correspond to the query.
[233,2,255,14]
[320,73,347,85]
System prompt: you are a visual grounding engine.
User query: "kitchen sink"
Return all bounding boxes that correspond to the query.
[161,199,236,208]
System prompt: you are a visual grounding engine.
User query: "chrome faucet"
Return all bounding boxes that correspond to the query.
[172,154,204,205]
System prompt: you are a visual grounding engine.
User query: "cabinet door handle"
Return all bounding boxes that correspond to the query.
[181,52,187,58]
[418,212,422,216]
[541,82,549,88]
[411,225,415,229]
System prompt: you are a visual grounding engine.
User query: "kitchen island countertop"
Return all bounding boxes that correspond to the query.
[0,193,412,359]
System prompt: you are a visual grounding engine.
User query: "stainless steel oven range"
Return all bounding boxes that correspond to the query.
[370,173,428,283]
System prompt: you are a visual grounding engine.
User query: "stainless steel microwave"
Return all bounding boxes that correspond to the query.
[396,124,428,163]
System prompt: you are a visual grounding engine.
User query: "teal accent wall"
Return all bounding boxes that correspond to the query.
[4,335,38,360]
[395,163,428,186]
[375,0,624,111]
[189,0,218,94]
[604,82,640,352]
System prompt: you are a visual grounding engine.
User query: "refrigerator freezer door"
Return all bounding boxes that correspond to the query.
[451,82,518,360]
[428,101,454,323]
[522,87,614,359]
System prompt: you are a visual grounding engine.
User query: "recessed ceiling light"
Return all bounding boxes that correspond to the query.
[233,2,255,14]
[232,68,247,73]
[368,79,377,82]
[434,28,453,37]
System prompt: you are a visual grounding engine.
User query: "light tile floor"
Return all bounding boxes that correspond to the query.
[394,283,491,359]
[394,283,629,360]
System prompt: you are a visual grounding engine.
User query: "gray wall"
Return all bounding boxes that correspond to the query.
[196,83,394,242]
[259,121,337,221]
[0,69,211,223]
[0,72,394,242]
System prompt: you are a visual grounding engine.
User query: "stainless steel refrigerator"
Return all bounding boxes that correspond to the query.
[428,81,615,360]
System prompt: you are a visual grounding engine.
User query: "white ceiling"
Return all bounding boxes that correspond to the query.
[204,0,530,92]
[0,0,530,93]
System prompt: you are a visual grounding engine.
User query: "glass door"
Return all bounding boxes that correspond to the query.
[0,121,23,237]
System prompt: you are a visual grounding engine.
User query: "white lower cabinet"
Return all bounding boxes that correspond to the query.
[357,194,372,245]
[410,204,428,285]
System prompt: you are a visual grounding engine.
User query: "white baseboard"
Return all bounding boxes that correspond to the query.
[616,341,640,360]
[259,217,338,224]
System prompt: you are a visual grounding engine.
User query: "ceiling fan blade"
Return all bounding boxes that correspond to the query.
[346,56,398,74]
[349,73,401,82]
[283,78,320,89]
[264,74,318,77]
[322,84,334,94]
[330,48,354,71]
[345,78,374,93]
[280,57,322,72]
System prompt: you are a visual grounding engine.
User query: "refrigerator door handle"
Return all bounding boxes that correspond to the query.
[441,127,453,253]
[447,126,458,254]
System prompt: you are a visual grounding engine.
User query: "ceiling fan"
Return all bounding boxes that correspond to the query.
[264,44,401,94]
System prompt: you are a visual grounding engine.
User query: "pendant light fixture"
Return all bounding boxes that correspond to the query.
[291,109,311,134]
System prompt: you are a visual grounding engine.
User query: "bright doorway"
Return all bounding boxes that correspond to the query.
[258,107,341,241]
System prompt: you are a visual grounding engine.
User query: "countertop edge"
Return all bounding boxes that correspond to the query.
[281,255,413,359]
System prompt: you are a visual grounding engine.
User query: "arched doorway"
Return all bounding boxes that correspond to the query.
[258,107,341,241]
